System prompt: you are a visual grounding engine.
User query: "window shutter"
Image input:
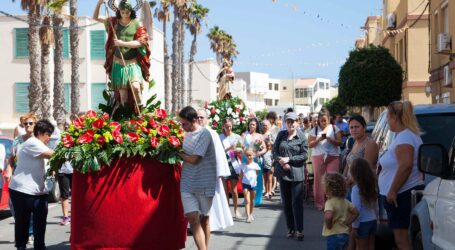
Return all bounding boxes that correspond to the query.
[15,82,29,113]
[90,30,106,60]
[63,29,70,59]
[91,83,106,110]
[15,28,29,58]
[64,83,71,112]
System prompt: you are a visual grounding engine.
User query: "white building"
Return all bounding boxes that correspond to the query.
[0,15,164,134]
[280,78,338,112]
[236,72,281,112]
[186,59,219,106]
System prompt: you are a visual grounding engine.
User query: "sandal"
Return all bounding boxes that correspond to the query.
[287,230,295,238]
[296,231,304,241]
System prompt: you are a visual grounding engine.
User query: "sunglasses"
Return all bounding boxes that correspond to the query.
[23,122,34,126]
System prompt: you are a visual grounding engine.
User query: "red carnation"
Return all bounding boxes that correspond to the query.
[150,136,159,148]
[141,126,150,134]
[158,125,170,137]
[156,108,167,119]
[148,119,158,128]
[86,110,96,118]
[127,132,140,143]
[109,122,121,132]
[73,117,85,129]
[92,118,105,129]
[239,117,244,123]
[235,107,241,113]
[212,121,218,127]
[77,130,94,144]
[97,136,106,145]
[112,130,123,143]
[210,108,216,115]
[101,113,109,121]
[62,134,75,148]
[168,136,181,148]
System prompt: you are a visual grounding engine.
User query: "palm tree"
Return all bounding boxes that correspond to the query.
[177,4,188,109]
[155,0,171,111]
[15,0,42,117]
[39,14,53,119]
[170,4,180,113]
[52,7,65,126]
[186,3,208,105]
[69,0,80,116]
[207,26,223,65]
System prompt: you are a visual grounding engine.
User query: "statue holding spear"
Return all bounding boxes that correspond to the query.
[93,0,152,114]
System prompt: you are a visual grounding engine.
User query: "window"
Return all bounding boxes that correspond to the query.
[295,88,305,98]
[283,86,287,90]
[274,83,279,91]
[264,99,273,106]
[64,83,71,112]
[304,88,313,97]
[15,28,28,58]
[91,83,106,110]
[313,84,318,93]
[269,83,273,90]
[274,99,279,106]
[319,98,325,106]
[91,30,106,60]
[442,5,449,33]
[15,82,29,113]
[63,29,70,59]
[319,81,324,89]
[326,82,329,89]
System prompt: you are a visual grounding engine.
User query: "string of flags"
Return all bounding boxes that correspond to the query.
[271,0,354,30]
[236,59,346,68]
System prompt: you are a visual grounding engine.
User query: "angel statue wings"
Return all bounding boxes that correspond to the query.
[217,59,235,100]
[93,0,153,113]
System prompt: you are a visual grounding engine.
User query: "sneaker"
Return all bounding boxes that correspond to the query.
[60,217,70,226]
[27,236,34,245]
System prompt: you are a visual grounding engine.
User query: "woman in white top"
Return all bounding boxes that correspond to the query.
[9,119,54,250]
[378,100,424,250]
[308,111,342,210]
[219,118,242,218]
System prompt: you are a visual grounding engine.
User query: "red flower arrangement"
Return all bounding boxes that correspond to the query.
[49,109,184,174]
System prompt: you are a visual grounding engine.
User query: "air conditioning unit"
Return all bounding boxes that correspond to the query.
[387,13,396,29]
[443,65,452,86]
[437,33,451,53]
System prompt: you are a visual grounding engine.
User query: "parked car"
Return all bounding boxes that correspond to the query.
[410,137,455,250]
[0,136,13,210]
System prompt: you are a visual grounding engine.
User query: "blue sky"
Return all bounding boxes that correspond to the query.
[1,0,381,84]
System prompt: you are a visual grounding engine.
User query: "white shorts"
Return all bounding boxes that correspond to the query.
[181,192,213,216]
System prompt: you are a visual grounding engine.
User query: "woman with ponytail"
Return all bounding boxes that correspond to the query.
[378,100,424,250]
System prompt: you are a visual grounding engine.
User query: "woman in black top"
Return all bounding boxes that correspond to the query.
[273,112,308,241]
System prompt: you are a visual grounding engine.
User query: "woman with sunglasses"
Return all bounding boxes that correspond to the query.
[4,112,39,246]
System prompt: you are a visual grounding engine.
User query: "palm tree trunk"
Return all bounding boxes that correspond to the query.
[171,7,180,114]
[40,16,52,120]
[163,19,171,112]
[187,33,197,105]
[70,0,80,117]
[178,18,185,109]
[28,8,42,117]
[52,14,65,124]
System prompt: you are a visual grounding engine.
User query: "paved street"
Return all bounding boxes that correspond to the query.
[0,195,325,250]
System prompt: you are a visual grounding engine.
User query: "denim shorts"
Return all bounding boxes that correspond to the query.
[381,185,424,229]
[242,183,256,191]
[326,233,348,250]
[356,220,377,238]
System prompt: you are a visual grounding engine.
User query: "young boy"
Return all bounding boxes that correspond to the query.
[239,148,261,223]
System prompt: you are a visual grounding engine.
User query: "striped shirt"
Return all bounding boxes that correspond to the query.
[181,127,217,197]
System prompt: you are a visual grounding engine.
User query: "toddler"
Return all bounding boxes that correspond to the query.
[240,148,261,223]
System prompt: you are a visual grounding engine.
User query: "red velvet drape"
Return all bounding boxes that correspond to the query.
[71,157,186,250]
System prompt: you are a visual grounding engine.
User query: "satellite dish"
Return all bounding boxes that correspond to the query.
[425,81,431,97]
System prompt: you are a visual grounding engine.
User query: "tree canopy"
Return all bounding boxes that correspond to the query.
[324,96,346,117]
[338,45,403,108]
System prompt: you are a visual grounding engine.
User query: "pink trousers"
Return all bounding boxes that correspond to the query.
[311,154,340,210]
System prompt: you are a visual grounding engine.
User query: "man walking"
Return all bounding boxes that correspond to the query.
[178,106,217,250]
